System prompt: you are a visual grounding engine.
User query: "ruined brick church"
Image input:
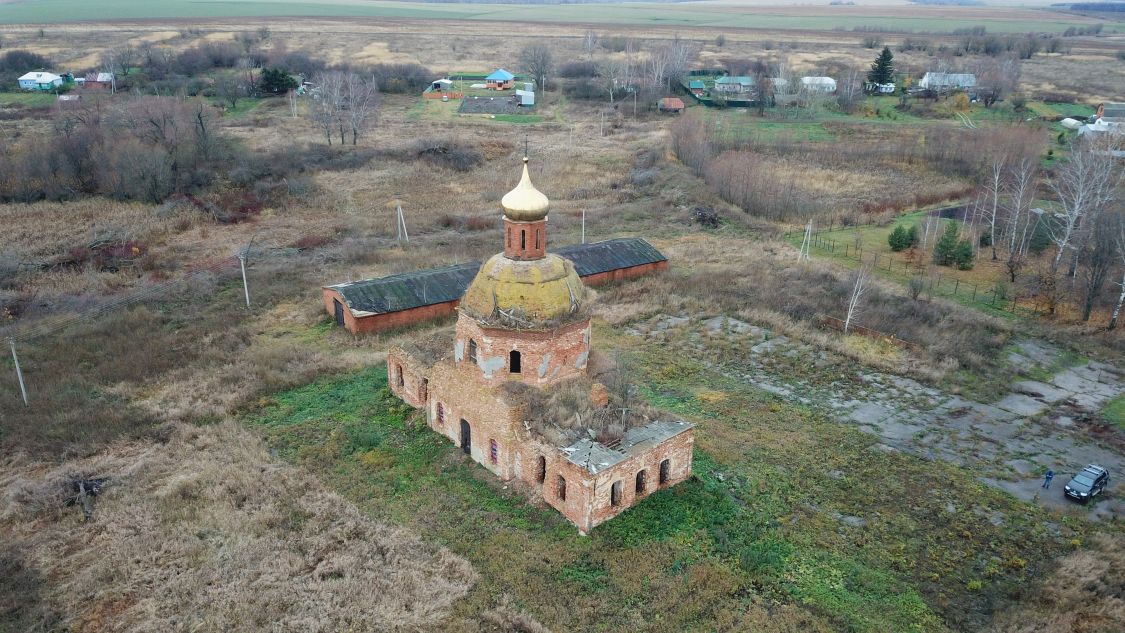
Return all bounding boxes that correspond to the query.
[387,157,694,534]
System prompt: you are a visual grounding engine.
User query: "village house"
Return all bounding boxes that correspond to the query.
[800,76,837,94]
[83,72,114,90]
[17,71,63,91]
[688,80,706,96]
[917,72,976,92]
[385,158,694,534]
[485,68,515,90]
[713,75,755,95]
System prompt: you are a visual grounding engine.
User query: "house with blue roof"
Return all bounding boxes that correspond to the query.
[713,75,755,95]
[485,68,515,90]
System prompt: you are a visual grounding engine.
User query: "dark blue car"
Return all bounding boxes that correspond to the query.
[1063,465,1109,503]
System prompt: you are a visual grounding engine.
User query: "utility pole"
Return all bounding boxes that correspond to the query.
[582,209,586,244]
[9,337,28,406]
[395,194,409,242]
[238,254,251,309]
[798,220,813,262]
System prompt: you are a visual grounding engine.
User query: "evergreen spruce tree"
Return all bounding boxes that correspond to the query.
[933,222,960,266]
[867,46,895,85]
[888,225,907,251]
[954,239,975,270]
[907,224,919,247]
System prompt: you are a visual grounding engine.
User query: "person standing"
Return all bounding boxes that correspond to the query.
[1043,469,1054,489]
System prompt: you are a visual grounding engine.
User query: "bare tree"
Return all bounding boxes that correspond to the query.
[309,70,345,146]
[519,43,553,94]
[972,55,1021,108]
[983,155,1005,260]
[1109,213,1125,330]
[1079,209,1118,322]
[1003,156,1038,281]
[345,73,380,145]
[595,59,625,105]
[844,264,872,334]
[1046,136,1121,274]
[582,30,598,59]
[213,73,246,110]
[835,66,863,113]
[646,36,698,92]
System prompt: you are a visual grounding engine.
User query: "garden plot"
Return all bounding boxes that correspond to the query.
[627,314,1125,520]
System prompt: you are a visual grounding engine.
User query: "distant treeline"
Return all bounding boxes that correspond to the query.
[1063,2,1125,10]
[909,0,984,6]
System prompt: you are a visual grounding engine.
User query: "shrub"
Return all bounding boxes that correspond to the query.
[558,60,597,78]
[369,63,432,94]
[908,276,925,300]
[413,139,483,172]
[933,221,974,269]
[888,225,910,251]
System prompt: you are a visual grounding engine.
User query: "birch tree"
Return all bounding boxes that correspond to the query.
[1046,136,1120,274]
[983,155,1005,260]
[1003,156,1038,282]
[345,73,379,145]
[1109,213,1125,330]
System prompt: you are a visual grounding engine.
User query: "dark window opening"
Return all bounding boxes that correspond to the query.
[557,475,567,501]
[635,470,647,494]
[535,229,541,250]
[507,226,511,248]
[521,230,526,250]
[510,350,521,374]
[333,299,345,327]
[460,420,471,455]
[611,480,622,506]
[489,439,498,464]
[437,402,445,425]
[537,456,546,483]
[420,378,428,401]
[396,364,404,387]
[659,459,670,485]
[468,339,477,364]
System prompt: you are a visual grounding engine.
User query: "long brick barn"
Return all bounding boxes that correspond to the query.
[385,158,694,534]
[323,238,668,335]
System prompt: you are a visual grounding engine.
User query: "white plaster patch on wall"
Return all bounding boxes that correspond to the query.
[538,352,553,379]
[574,350,589,369]
[454,340,464,362]
[480,355,506,378]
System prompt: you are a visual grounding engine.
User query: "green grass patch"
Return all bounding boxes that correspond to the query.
[217,98,265,117]
[1102,394,1125,432]
[490,113,544,124]
[244,355,1081,631]
[0,92,56,107]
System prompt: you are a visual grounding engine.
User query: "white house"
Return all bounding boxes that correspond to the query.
[516,88,535,107]
[918,72,976,91]
[18,71,63,91]
[800,76,837,94]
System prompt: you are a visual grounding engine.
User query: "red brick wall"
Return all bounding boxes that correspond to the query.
[504,218,547,260]
[386,350,429,409]
[426,360,523,480]
[455,315,591,388]
[585,429,694,532]
[581,260,668,287]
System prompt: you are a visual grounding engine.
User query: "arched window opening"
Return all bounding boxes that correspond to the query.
[507,226,512,248]
[460,420,471,455]
[437,402,445,425]
[535,229,541,250]
[611,480,622,507]
[489,439,499,464]
[521,230,526,250]
[537,456,546,483]
[557,475,567,501]
[635,470,647,494]
[396,364,404,387]
[468,339,477,365]
[510,350,522,374]
[659,459,671,485]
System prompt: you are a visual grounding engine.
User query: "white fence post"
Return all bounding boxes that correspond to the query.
[9,337,28,406]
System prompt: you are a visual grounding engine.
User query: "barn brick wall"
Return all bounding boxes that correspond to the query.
[325,259,666,336]
[455,315,591,388]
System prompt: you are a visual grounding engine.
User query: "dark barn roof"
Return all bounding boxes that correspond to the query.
[326,237,666,316]
[555,237,667,277]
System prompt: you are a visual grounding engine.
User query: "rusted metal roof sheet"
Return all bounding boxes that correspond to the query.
[326,237,665,316]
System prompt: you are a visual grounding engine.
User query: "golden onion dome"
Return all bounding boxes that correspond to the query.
[501,157,549,222]
[460,253,586,325]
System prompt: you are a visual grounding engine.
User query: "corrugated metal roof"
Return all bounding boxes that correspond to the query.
[555,237,667,278]
[326,237,666,316]
[486,68,514,81]
[716,75,755,86]
[327,262,480,316]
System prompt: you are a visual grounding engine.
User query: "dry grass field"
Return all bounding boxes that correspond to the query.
[1,11,1124,633]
